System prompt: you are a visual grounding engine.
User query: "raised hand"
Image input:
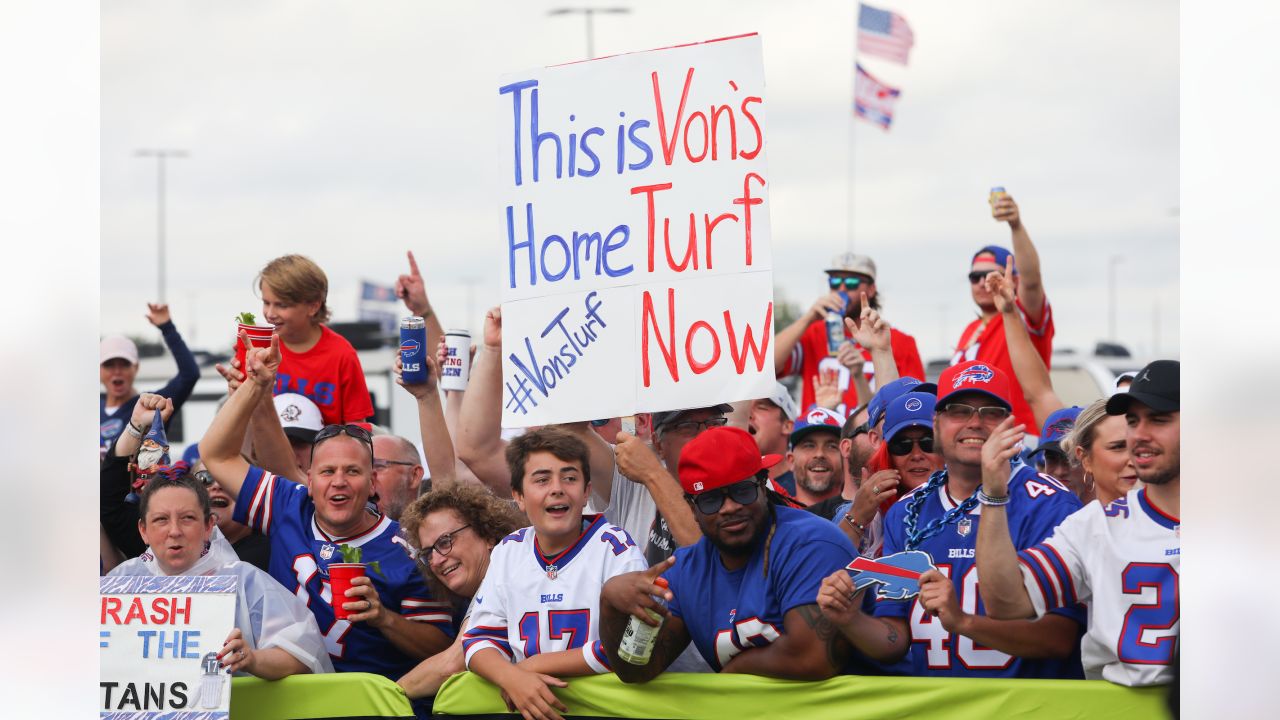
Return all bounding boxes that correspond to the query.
[395,349,440,400]
[482,306,503,351]
[600,556,676,625]
[129,393,174,430]
[243,332,282,388]
[992,194,1021,228]
[145,303,171,327]
[847,292,891,351]
[395,250,432,317]
[981,415,1025,497]
[983,256,1017,314]
[813,366,843,409]
[808,291,846,323]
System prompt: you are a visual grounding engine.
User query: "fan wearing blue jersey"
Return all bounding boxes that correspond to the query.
[463,427,646,720]
[600,426,857,682]
[976,360,1180,686]
[818,361,1085,679]
[200,334,454,680]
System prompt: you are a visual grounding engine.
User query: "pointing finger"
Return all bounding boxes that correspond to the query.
[407,250,421,277]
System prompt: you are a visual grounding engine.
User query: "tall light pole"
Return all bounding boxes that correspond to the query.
[1107,254,1123,342]
[547,7,631,59]
[135,149,188,303]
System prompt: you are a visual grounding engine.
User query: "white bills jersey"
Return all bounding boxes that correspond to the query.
[1018,487,1180,686]
[463,514,646,674]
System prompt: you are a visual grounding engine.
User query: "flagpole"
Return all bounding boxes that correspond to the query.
[847,6,858,254]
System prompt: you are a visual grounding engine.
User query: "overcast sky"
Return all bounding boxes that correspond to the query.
[101,0,1178,363]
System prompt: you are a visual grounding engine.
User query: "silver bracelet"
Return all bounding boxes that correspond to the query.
[977,488,1010,506]
[125,422,145,439]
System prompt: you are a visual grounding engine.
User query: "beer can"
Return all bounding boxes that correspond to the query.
[989,186,1007,208]
[440,329,472,392]
[400,316,428,384]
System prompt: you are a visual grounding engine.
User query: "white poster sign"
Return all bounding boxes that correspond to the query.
[100,575,238,719]
[498,33,775,426]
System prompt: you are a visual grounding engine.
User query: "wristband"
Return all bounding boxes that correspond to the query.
[843,513,867,534]
[976,488,1010,507]
[125,422,145,439]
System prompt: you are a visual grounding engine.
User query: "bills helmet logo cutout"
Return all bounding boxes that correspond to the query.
[905,397,924,412]
[400,338,422,354]
[845,551,937,600]
[953,364,995,388]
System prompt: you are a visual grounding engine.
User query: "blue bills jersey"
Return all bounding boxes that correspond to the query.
[876,464,1086,678]
[663,506,856,671]
[233,466,453,679]
[463,515,646,674]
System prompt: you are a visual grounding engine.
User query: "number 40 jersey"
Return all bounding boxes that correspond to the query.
[1018,486,1180,686]
[463,515,646,673]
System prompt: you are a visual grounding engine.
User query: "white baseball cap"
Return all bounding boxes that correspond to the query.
[764,382,800,421]
[100,335,139,365]
[274,393,324,444]
[824,252,877,281]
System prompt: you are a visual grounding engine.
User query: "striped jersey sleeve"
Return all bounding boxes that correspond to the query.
[1017,510,1087,617]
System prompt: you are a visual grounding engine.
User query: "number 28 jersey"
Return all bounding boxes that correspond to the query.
[1018,487,1179,686]
[463,515,646,673]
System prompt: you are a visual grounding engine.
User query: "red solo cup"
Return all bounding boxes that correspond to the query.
[234,323,275,377]
[328,563,366,620]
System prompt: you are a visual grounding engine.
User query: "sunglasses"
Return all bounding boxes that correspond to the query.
[888,434,935,456]
[312,423,374,461]
[686,478,762,515]
[193,469,216,487]
[969,270,997,285]
[829,276,871,291]
[589,419,611,428]
[941,403,1011,423]
[411,524,472,568]
[662,416,729,436]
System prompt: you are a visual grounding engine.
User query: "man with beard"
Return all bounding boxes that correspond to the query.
[975,360,1180,687]
[787,407,846,506]
[817,360,1085,679]
[371,434,426,522]
[600,426,856,680]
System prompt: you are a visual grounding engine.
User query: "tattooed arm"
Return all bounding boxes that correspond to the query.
[816,570,911,664]
[599,561,692,684]
[719,604,849,680]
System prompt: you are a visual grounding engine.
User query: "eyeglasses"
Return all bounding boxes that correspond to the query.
[844,420,872,440]
[312,424,374,461]
[373,458,417,472]
[686,479,761,515]
[411,524,471,567]
[888,434,935,456]
[941,403,1011,423]
[663,416,728,436]
[829,276,871,291]
[193,469,216,487]
[969,270,997,285]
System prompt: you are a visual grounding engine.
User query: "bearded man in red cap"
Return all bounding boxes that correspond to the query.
[600,426,859,681]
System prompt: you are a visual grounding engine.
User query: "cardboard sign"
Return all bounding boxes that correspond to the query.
[498,33,775,426]
[100,575,238,719]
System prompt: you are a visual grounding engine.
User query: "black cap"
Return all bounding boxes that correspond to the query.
[652,404,734,432]
[1106,360,1179,415]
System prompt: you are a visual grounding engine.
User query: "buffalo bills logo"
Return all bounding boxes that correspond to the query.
[1045,417,1075,438]
[400,338,422,355]
[845,551,937,601]
[953,364,995,388]
[905,398,924,412]
[807,410,828,424]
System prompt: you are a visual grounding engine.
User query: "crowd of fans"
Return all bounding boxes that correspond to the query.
[100,193,1180,718]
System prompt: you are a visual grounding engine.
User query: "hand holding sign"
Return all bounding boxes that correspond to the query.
[918,569,966,633]
[817,569,866,627]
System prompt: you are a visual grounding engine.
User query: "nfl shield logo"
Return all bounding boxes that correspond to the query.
[320,544,335,560]
[957,517,973,538]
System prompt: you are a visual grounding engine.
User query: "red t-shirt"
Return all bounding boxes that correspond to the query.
[781,320,926,417]
[949,299,1054,431]
[274,325,374,425]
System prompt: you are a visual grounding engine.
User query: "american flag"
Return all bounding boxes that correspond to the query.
[854,64,900,130]
[857,4,914,65]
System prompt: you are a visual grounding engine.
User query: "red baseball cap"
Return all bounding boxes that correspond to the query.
[677,426,782,495]
[936,361,1013,411]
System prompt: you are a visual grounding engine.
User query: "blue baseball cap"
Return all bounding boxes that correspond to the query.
[971,245,1018,274]
[790,407,846,448]
[868,377,938,428]
[1029,406,1083,460]
[883,392,938,443]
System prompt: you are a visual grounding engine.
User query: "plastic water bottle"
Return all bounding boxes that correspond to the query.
[617,577,669,665]
[824,291,850,355]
